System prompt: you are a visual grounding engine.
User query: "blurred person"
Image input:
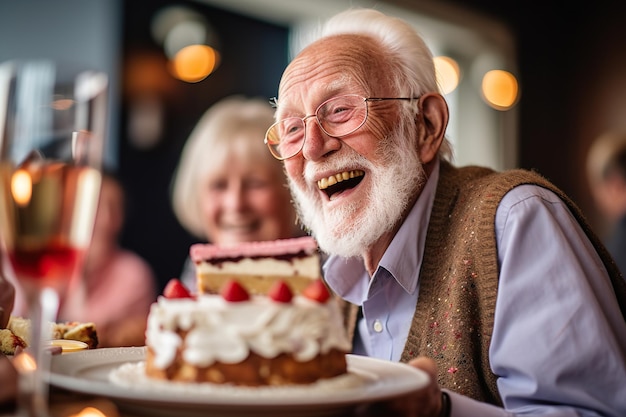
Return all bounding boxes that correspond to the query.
[0,275,61,407]
[171,95,303,290]
[0,260,15,404]
[267,8,626,417]
[0,265,14,330]
[587,131,626,274]
[58,171,157,347]
[0,273,17,405]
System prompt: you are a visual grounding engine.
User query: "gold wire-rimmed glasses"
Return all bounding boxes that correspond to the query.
[264,94,420,160]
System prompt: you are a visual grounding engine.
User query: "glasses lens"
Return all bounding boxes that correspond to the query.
[264,95,368,160]
[317,95,367,137]
[266,118,305,160]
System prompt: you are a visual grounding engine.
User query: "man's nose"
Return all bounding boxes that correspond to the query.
[301,117,341,160]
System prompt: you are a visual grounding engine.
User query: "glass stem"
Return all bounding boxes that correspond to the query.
[15,287,59,417]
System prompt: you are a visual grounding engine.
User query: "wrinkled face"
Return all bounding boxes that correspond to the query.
[198,146,296,245]
[277,35,425,257]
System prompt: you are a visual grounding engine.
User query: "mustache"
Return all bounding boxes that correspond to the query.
[304,151,372,184]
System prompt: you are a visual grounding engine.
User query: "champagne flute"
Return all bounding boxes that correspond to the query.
[0,60,108,416]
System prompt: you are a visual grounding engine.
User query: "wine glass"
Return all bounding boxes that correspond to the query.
[0,60,108,416]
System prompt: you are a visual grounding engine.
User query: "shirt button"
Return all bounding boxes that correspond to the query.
[373,320,383,333]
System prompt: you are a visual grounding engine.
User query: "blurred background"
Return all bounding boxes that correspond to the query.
[1,0,625,292]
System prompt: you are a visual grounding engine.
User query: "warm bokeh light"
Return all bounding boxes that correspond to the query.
[434,56,460,94]
[170,44,219,82]
[11,169,32,206]
[13,351,37,372]
[481,69,519,110]
[164,20,206,59]
[151,5,221,83]
[70,406,107,417]
[65,400,121,417]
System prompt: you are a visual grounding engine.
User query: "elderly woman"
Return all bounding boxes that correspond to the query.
[171,95,303,290]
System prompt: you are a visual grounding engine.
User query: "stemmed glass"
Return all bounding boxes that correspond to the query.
[0,60,108,416]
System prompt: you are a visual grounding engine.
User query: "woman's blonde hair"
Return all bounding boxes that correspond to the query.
[170,95,283,238]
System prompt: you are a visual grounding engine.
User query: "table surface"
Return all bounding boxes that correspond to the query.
[0,385,405,417]
[1,388,138,417]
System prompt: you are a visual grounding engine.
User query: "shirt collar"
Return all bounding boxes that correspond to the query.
[324,159,440,303]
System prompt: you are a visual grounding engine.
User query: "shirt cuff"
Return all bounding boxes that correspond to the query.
[446,390,507,417]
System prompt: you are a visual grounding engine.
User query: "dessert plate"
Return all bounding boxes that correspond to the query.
[50,347,429,417]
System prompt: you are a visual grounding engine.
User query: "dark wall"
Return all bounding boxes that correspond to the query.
[119,0,289,292]
[442,0,626,236]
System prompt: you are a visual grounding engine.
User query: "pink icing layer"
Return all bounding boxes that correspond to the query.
[190,237,318,262]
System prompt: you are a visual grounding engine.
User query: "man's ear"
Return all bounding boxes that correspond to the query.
[417,93,449,164]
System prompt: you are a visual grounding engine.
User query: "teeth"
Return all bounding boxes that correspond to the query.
[317,170,364,190]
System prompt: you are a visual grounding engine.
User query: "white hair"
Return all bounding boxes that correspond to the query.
[295,8,452,160]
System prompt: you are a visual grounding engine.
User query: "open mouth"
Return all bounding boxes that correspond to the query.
[317,169,365,198]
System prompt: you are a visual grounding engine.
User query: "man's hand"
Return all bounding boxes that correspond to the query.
[0,276,15,328]
[357,357,445,417]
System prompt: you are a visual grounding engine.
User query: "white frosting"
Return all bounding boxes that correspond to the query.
[145,295,351,370]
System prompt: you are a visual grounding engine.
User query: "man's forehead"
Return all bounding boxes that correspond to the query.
[277,35,385,105]
[294,34,380,68]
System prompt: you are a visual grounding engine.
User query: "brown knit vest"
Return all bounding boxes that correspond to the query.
[343,160,626,405]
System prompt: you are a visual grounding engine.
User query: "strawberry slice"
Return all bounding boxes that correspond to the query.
[268,280,293,303]
[303,280,330,303]
[163,278,193,299]
[220,279,250,302]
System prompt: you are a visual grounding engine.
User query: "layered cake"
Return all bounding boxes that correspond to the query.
[190,236,322,295]
[144,237,351,386]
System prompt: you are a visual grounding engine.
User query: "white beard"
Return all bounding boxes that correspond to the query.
[288,119,426,258]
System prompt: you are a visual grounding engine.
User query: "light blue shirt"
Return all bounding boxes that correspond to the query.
[323,159,626,417]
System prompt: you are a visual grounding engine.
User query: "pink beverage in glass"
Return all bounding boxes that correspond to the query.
[0,161,101,291]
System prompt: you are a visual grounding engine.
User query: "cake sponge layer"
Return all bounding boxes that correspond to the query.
[191,237,321,295]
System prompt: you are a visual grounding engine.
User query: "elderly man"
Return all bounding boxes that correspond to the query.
[265,8,626,417]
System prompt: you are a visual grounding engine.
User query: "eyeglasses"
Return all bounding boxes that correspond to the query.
[264,94,420,160]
